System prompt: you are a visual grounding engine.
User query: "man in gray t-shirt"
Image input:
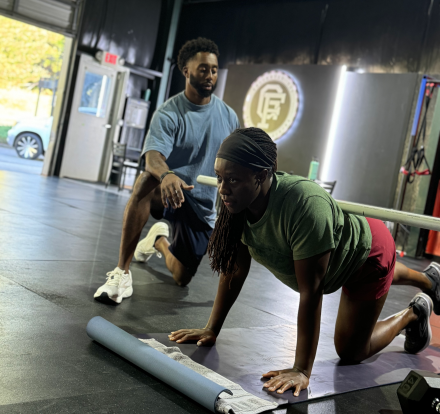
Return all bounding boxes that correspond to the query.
[94,38,239,305]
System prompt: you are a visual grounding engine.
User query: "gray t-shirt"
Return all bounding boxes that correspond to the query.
[143,92,240,228]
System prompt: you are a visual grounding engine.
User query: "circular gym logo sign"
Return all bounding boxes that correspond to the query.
[243,70,299,141]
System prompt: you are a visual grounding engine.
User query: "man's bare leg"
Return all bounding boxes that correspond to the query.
[155,236,193,286]
[117,172,160,273]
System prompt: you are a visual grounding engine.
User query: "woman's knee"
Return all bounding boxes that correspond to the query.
[334,340,368,363]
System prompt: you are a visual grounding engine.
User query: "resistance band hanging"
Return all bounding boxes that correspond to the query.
[400,82,436,183]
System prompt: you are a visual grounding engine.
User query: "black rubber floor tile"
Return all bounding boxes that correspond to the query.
[0,385,210,414]
[0,215,115,261]
[278,384,402,413]
[0,278,160,406]
[0,170,430,413]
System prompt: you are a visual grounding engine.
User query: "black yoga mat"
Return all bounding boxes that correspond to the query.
[136,324,440,405]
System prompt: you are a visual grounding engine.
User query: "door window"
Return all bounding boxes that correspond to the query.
[79,71,111,117]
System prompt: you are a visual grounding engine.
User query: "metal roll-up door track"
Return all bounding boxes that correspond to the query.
[0,0,80,37]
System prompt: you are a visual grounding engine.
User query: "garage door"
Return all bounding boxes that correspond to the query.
[0,0,80,37]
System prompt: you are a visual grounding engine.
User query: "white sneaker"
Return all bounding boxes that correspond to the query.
[94,267,133,305]
[134,222,169,262]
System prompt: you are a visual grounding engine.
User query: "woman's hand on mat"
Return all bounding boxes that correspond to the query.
[161,174,194,209]
[261,369,309,396]
[168,328,217,346]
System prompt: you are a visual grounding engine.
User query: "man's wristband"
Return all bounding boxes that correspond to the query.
[160,171,175,183]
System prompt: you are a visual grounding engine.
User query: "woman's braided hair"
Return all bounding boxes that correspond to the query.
[208,127,278,276]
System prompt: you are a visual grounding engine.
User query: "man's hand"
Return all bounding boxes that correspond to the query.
[262,368,309,396]
[161,174,194,208]
[168,328,217,346]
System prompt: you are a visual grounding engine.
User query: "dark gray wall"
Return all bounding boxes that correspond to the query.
[78,0,162,69]
[169,0,440,96]
[223,64,342,176]
[176,0,438,71]
[328,73,418,207]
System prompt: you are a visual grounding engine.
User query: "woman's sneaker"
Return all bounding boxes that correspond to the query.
[134,222,169,262]
[404,292,433,354]
[422,262,440,315]
[93,267,133,305]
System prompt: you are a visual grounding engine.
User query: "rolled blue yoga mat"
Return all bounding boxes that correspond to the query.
[86,316,231,412]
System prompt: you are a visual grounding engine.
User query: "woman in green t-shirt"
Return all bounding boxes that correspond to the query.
[169,127,440,396]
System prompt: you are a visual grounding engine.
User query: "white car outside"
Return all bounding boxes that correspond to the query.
[7,117,53,159]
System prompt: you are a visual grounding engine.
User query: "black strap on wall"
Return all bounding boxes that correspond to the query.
[401,83,436,183]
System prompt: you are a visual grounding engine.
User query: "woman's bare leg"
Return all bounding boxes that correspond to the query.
[334,291,418,362]
[392,262,432,290]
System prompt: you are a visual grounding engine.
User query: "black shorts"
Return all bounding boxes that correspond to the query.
[162,201,213,276]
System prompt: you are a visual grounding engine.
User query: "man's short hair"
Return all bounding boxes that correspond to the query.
[177,37,220,73]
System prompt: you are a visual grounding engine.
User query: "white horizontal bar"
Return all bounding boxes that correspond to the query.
[197,175,217,187]
[197,175,440,232]
[336,201,440,232]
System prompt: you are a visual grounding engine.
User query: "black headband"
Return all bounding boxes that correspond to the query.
[216,132,274,171]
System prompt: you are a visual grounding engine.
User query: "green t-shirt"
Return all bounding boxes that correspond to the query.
[241,172,372,294]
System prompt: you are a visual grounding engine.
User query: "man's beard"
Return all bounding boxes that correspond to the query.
[190,74,217,98]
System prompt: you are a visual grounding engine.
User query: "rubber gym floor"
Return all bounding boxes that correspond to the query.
[0,169,436,414]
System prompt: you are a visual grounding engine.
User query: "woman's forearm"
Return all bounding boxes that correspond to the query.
[205,242,251,335]
[294,292,323,376]
[205,272,247,335]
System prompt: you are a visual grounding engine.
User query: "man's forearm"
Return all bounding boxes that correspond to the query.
[145,151,171,181]
[294,293,323,376]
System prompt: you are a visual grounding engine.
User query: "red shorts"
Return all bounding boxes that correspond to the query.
[342,218,396,301]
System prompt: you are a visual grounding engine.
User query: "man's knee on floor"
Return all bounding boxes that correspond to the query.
[172,269,193,287]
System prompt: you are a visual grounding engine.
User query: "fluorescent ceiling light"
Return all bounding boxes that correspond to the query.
[321,65,347,181]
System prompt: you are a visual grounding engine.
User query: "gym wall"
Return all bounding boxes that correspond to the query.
[223,66,418,208]
[169,0,440,96]
[327,73,419,208]
[78,0,162,69]
[222,64,342,179]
